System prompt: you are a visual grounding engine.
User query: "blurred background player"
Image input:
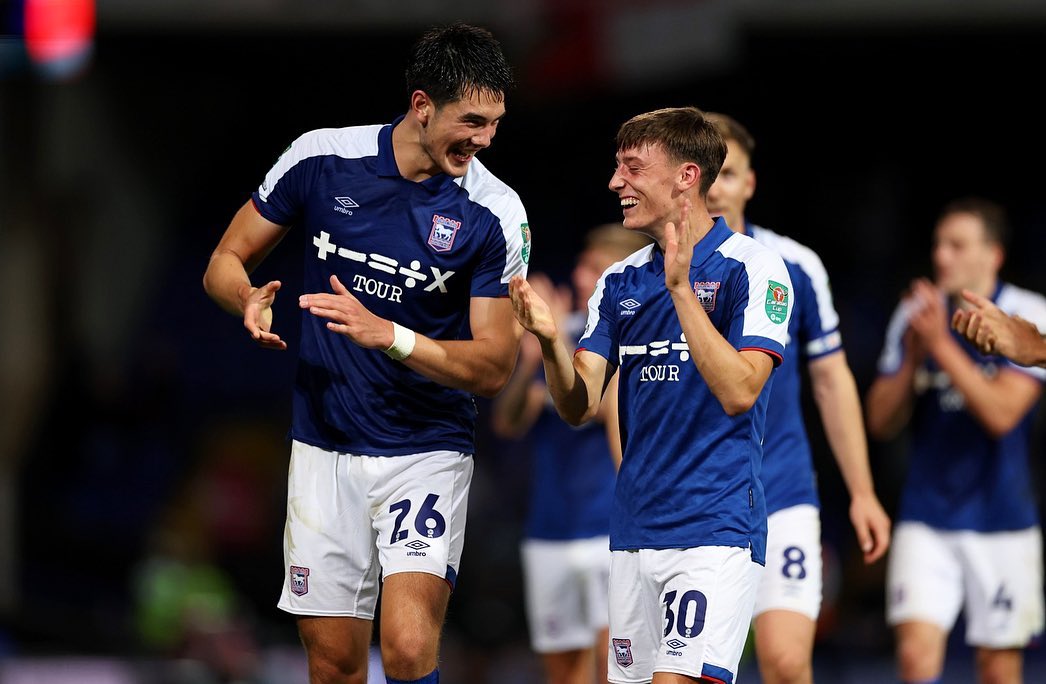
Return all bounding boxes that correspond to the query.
[704,112,891,684]
[491,225,651,684]
[203,23,528,684]
[866,198,1046,684]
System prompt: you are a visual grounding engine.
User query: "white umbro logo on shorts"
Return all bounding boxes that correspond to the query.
[335,196,359,207]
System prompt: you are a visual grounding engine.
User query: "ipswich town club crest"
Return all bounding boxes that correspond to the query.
[693,281,721,312]
[613,638,634,667]
[428,214,462,252]
[290,565,310,596]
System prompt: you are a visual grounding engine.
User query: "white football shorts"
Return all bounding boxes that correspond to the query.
[521,536,611,653]
[607,545,762,684]
[753,504,823,621]
[277,440,473,618]
[886,521,1044,648]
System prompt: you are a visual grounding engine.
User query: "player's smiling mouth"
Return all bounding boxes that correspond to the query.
[621,197,639,210]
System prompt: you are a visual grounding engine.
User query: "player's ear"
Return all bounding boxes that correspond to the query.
[678,162,700,191]
[411,90,432,126]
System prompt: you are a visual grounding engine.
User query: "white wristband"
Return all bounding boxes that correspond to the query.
[384,322,417,361]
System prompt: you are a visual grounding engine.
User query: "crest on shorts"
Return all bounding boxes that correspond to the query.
[428,214,461,252]
[290,565,310,596]
[693,281,721,313]
[612,638,634,667]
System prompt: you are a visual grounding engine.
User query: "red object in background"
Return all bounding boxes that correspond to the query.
[24,0,95,68]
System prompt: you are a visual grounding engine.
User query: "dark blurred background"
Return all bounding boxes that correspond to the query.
[4,1,1046,682]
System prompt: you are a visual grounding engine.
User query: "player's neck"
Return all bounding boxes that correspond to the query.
[391,117,440,182]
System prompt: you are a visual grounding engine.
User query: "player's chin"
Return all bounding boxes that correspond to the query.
[444,152,475,176]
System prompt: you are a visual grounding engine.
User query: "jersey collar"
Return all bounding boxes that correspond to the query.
[652,216,734,274]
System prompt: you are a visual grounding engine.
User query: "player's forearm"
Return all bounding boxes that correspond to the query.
[540,337,600,426]
[203,251,254,316]
[670,287,765,415]
[1004,318,1046,367]
[401,334,520,398]
[930,336,1029,436]
[811,356,877,498]
[864,366,916,440]
[490,355,544,437]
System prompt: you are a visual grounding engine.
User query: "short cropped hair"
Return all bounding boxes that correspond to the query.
[405,22,514,106]
[616,107,727,195]
[940,197,1010,248]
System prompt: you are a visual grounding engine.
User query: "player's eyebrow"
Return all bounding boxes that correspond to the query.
[460,112,505,125]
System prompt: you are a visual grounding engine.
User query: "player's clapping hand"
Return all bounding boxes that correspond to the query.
[300,275,394,350]
[954,289,1043,364]
[243,280,288,350]
[663,198,695,295]
[509,275,558,343]
[905,278,949,351]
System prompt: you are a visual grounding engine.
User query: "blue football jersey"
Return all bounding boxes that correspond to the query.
[251,119,529,455]
[526,311,616,541]
[578,218,793,564]
[748,224,844,515]
[876,281,1046,531]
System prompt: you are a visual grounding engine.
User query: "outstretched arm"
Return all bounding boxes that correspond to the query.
[509,275,611,425]
[203,200,291,350]
[808,351,891,563]
[953,289,1046,368]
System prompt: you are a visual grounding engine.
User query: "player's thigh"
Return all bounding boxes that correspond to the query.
[958,526,1045,649]
[754,504,823,621]
[279,441,380,618]
[753,609,816,671]
[522,538,606,653]
[297,615,373,675]
[886,522,964,631]
[378,571,451,645]
[369,450,473,588]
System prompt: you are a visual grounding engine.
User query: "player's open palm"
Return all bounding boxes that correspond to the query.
[663,198,695,293]
[244,280,288,350]
[509,275,557,343]
[301,275,394,350]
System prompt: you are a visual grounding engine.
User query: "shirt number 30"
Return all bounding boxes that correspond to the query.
[663,589,708,639]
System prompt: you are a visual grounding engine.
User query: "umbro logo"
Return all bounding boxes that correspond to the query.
[665,639,686,649]
[620,298,641,316]
[405,539,430,557]
[333,196,359,215]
